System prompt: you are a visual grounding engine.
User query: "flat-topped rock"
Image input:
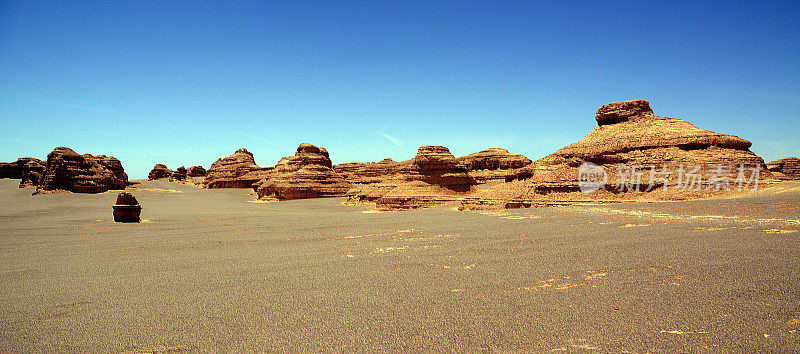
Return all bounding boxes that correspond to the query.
[595,99,655,126]
[148,164,173,180]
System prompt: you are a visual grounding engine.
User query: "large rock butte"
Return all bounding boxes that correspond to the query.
[766,157,800,180]
[36,147,129,194]
[460,100,774,209]
[254,143,351,200]
[346,145,478,210]
[203,148,272,188]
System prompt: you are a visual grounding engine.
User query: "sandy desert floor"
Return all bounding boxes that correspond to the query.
[1,179,799,352]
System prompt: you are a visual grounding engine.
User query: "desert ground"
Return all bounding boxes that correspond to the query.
[1,179,799,352]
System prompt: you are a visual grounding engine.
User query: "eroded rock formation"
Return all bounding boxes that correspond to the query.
[457,148,532,183]
[36,147,129,194]
[460,100,773,209]
[204,148,272,188]
[254,143,351,200]
[766,157,800,180]
[334,158,405,184]
[346,145,478,210]
[148,164,173,180]
[171,166,187,181]
[187,165,206,177]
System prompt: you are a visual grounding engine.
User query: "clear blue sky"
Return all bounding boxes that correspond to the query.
[1,1,798,180]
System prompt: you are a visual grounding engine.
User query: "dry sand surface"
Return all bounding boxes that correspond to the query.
[1,178,799,351]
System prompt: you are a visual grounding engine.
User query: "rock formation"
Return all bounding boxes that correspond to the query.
[457,148,532,183]
[346,145,478,210]
[253,143,351,200]
[460,100,774,209]
[204,148,272,188]
[148,164,173,180]
[36,147,129,194]
[171,166,187,181]
[187,165,206,177]
[766,157,800,180]
[334,158,405,184]
[0,157,46,188]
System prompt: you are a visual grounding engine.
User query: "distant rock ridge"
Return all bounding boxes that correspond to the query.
[456,148,532,183]
[36,147,129,194]
[766,157,800,180]
[148,164,173,180]
[253,143,351,200]
[203,148,273,188]
[187,165,206,177]
[334,158,404,184]
[346,145,478,210]
[460,99,774,210]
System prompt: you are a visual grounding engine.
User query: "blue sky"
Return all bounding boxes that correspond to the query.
[1,1,798,180]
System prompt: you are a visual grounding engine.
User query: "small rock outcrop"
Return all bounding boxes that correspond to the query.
[253,143,351,200]
[148,164,174,180]
[766,157,800,180]
[36,147,129,194]
[187,165,206,177]
[457,148,532,183]
[461,100,773,210]
[346,145,478,210]
[204,148,272,188]
[113,192,141,223]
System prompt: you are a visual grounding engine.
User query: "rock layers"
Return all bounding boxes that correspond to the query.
[148,164,173,180]
[0,157,46,187]
[36,147,129,194]
[346,145,478,210]
[457,148,532,183]
[203,148,272,188]
[766,157,800,180]
[253,143,351,200]
[187,165,206,177]
[334,158,404,184]
[460,100,774,210]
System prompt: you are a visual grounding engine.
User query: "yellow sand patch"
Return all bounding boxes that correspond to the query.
[660,330,709,335]
[140,219,154,223]
[129,188,182,193]
[246,199,277,203]
[370,246,408,254]
[450,288,466,292]
[788,319,800,325]
[763,229,798,234]
[620,223,650,227]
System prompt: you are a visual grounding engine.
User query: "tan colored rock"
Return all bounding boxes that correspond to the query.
[766,157,800,180]
[334,158,405,184]
[36,147,129,194]
[457,148,532,183]
[204,148,272,188]
[254,143,351,200]
[346,145,478,211]
[461,100,773,210]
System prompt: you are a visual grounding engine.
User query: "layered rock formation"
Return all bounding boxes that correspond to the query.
[204,148,273,188]
[457,148,532,183]
[334,158,405,184]
[148,164,173,180]
[36,147,129,194]
[461,100,773,209]
[0,157,46,188]
[253,143,351,200]
[346,145,478,210]
[171,166,187,181]
[766,157,800,180]
[187,165,206,177]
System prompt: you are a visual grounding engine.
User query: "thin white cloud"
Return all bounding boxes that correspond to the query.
[376,131,402,147]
